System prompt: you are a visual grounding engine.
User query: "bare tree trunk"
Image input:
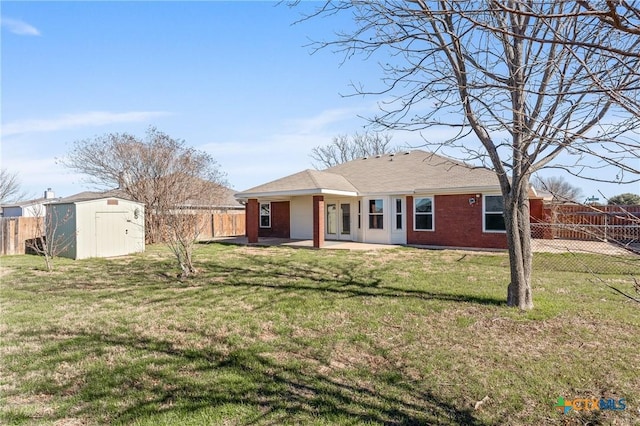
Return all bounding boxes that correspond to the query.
[504,184,533,309]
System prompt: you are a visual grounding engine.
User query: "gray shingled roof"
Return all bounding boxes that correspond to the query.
[238,169,358,196]
[55,186,243,208]
[1,196,50,209]
[236,150,500,198]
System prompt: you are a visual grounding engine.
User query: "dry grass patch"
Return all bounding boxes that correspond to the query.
[1,243,638,425]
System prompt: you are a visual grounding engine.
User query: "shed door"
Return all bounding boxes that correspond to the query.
[95,212,127,257]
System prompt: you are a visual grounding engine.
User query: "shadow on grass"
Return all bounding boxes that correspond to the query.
[19,245,504,307]
[1,245,503,423]
[199,253,506,308]
[3,330,488,425]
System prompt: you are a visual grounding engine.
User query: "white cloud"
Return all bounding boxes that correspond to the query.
[1,17,40,36]
[0,156,87,199]
[285,106,368,135]
[1,111,172,136]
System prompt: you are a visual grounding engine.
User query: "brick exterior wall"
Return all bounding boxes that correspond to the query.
[313,196,324,248]
[259,201,290,238]
[246,199,259,243]
[529,198,545,222]
[406,194,508,249]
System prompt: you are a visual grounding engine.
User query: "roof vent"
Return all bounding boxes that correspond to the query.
[389,153,395,157]
[375,154,382,158]
[363,157,368,160]
[404,151,410,155]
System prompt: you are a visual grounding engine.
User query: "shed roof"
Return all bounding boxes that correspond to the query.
[53,189,136,204]
[53,186,243,208]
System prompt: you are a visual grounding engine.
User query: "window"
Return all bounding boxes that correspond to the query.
[327,204,337,234]
[368,199,384,229]
[484,195,506,232]
[341,204,351,234]
[260,202,271,228]
[395,198,403,230]
[414,197,433,230]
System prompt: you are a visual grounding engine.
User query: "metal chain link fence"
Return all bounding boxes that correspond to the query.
[530,205,640,299]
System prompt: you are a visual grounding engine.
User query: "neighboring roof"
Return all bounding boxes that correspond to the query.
[1,196,49,209]
[217,187,245,208]
[236,150,500,199]
[55,186,243,209]
[181,185,244,209]
[53,189,135,204]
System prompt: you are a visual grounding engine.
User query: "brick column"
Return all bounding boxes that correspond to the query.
[313,195,324,248]
[246,198,259,243]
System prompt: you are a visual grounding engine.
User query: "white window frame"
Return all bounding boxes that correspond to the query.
[483,194,506,233]
[413,196,434,231]
[259,202,271,228]
[326,203,337,235]
[394,198,403,230]
[368,199,384,230]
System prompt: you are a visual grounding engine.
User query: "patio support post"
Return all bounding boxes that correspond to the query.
[313,195,324,248]
[247,198,259,244]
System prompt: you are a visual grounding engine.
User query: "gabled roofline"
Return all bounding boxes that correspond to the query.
[235,188,358,200]
[50,196,144,206]
[236,185,502,200]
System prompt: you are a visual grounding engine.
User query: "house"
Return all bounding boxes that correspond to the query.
[175,185,246,239]
[47,191,145,259]
[236,150,534,250]
[1,188,57,218]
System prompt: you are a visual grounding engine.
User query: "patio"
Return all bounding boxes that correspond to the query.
[210,237,398,251]
[209,236,638,256]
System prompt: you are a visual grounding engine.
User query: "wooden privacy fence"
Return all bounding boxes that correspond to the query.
[532,204,640,242]
[151,210,246,242]
[198,210,246,239]
[0,217,43,256]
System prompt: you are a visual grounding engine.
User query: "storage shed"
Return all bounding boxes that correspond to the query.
[48,192,145,259]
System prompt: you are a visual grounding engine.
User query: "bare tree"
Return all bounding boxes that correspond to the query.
[576,1,640,36]
[533,176,583,203]
[310,132,397,168]
[61,127,227,277]
[153,175,227,278]
[488,2,640,121]
[299,1,640,309]
[26,204,75,271]
[0,169,25,203]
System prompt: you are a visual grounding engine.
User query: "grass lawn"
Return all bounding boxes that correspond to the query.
[1,243,638,425]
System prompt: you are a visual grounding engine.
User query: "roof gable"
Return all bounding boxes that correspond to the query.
[325,150,499,194]
[236,150,500,198]
[238,169,358,197]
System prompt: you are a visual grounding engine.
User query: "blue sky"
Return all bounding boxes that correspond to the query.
[1,1,638,202]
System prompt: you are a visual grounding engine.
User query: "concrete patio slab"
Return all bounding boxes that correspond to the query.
[208,237,638,256]
[210,237,398,251]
